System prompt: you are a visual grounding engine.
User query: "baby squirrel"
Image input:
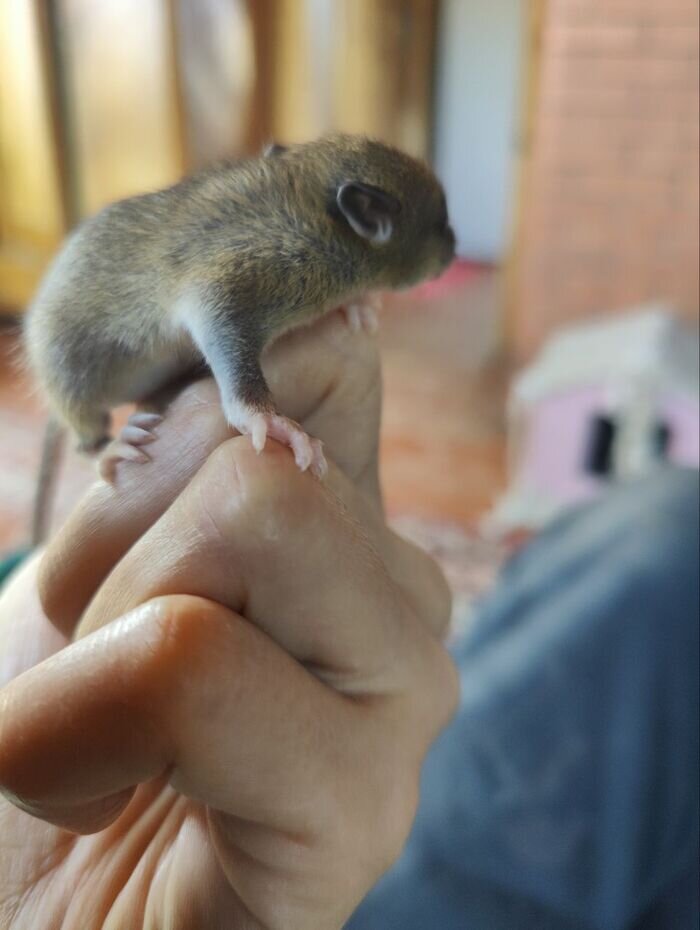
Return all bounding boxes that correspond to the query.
[25,134,455,541]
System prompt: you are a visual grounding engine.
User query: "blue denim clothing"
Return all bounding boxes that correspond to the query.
[348,468,699,930]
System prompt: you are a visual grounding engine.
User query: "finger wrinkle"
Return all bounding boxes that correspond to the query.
[0,601,178,807]
[139,597,248,737]
[200,439,316,545]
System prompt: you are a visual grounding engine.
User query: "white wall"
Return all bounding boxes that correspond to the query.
[434,0,523,262]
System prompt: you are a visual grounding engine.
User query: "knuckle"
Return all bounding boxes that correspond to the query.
[364,772,420,874]
[200,435,319,538]
[423,640,460,739]
[140,595,235,691]
[205,435,299,502]
[402,636,460,746]
[436,647,460,727]
[423,643,460,736]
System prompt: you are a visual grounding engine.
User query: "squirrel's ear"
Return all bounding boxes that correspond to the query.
[262,142,288,158]
[336,182,401,244]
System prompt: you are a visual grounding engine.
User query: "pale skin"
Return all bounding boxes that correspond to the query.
[0,311,458,930]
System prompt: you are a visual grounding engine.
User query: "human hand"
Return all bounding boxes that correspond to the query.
[0,311,457,929]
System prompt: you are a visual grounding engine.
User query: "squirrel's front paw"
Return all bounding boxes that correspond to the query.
[232,410,327,479]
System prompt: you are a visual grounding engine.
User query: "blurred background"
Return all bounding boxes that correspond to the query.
[0,0,698,606]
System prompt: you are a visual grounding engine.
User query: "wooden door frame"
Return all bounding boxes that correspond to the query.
[501,0,547,359]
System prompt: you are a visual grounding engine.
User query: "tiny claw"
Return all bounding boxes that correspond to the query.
[99,442,150,482]
[345,305,363,334]
[120,425,157,446]
[343,294,380,334]
[97,410,163,481]
[361,305,379,333]
[287,431,313,472]
[251,417,268,453]
[129,412,163,430]
[232,409,327,478]
[309,439,328,479]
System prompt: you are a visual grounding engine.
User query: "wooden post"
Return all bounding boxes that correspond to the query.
[501,0,547,360]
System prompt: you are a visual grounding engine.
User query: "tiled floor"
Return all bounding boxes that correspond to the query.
[380,271,508,527]
[0,269,509,598]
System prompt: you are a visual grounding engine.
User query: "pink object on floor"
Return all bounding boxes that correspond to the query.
[488,307,700,536]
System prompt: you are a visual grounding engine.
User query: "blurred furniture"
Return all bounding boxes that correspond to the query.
[0,2,68,309]
[488,306,700,535]
[0,0,438,314]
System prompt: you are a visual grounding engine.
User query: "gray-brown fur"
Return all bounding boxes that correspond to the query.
[25,134,455,540]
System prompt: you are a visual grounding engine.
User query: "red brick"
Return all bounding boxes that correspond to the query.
[537,141,699,178]
[559,0,698,28]
[547,24,650,57]
[561,5,699,29]
[547,55,699,92]
[514,0,699,360]
[547,23,699,59]
[540,86,698,121]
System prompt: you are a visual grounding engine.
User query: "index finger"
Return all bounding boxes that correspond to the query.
[39,311,382,634]
[77,439,451,661]
[2,450,457,830]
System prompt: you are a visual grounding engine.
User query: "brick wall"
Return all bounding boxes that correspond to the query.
[513,0,699,359]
